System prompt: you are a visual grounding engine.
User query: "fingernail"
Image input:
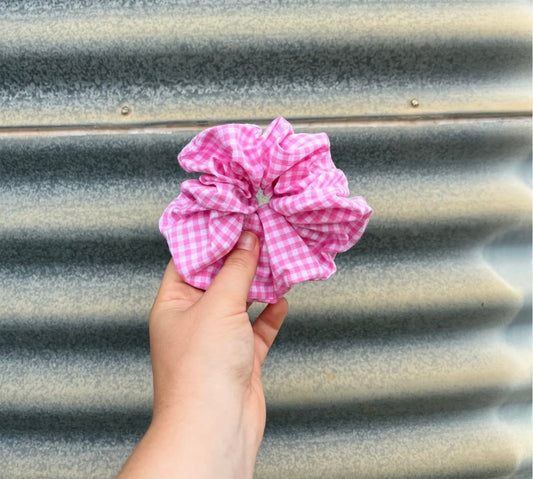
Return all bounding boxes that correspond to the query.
[236,231,256,251]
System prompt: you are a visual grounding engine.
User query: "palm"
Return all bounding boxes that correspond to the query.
[153,263,287,444]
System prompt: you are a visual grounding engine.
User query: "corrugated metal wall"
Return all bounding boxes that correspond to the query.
[1,1,531,478]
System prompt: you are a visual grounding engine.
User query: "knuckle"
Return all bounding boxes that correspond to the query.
[224,252,251,272]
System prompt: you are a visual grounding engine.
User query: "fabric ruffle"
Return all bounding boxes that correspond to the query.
[159,117,373,303]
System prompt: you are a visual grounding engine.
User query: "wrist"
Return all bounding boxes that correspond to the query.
[148,408,257,479]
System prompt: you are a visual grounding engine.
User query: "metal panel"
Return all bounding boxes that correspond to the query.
[0,1,531,127]
[0,1,531,478]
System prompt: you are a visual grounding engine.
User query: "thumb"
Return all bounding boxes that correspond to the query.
[200,231,259,314]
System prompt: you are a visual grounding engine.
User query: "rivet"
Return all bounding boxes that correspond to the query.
[121,105,131,116]
[410,98,419,108]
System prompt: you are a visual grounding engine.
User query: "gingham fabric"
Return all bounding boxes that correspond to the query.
[159,117,373,303]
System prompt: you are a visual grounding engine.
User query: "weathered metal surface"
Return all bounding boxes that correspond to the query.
[0,1,531,478]
[0,1,531,127]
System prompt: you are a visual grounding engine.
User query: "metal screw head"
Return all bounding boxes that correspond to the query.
[410,98,419,108]
[121,105,131,116]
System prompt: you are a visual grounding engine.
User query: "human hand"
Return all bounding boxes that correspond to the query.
[117,231,288,479]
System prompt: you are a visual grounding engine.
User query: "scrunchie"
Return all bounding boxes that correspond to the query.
[159,117,372,303]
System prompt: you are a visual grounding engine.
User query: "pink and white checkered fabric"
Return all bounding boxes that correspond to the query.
[159,117,372,303]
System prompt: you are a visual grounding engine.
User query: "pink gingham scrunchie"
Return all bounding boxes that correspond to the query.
[159,117,372,303]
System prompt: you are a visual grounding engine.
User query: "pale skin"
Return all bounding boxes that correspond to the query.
[117,231,288,479]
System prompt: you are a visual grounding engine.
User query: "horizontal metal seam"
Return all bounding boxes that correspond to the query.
[0,113,531,139]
